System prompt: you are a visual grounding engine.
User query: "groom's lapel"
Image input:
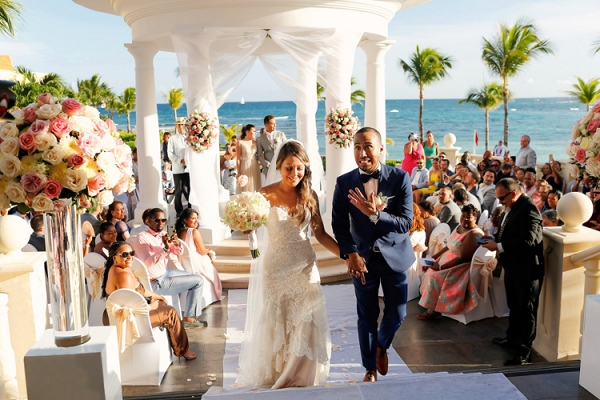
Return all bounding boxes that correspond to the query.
[351,169,367,199]
[377,163,390,197]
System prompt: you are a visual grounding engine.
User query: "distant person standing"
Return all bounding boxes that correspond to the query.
[401,133,424,177]
[28,215,46,251]
[423,131,439,169]
[236,124,262,192]
[493,140,509,157]
[256,115,286,177]
[162,132,171,163]
[169,117,191,216]
[515,135,537,169]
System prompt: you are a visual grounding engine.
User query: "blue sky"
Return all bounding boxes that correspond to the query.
[2,0,599,103]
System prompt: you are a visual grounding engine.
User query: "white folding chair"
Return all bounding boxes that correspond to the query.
[444,246,496,324]
[107,288,173,385]
[407,230,427,301]
[131,257,182,319]
[21,243,38,252]
[428,223,450,257]
[426,194,439,207]
[477,210,489,229]
[83,252,107,326]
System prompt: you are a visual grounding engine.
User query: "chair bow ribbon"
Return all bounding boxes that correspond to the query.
[428,232,447,256]
[413,243,428,254]
[106,300,149,353]
[84,265,105,301]
[472,254,498,302]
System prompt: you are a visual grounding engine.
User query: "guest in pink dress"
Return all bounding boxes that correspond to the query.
[175,209,223,301]
[402,133,424,177]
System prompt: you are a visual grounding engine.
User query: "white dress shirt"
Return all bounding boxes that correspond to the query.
[167,134,188,174]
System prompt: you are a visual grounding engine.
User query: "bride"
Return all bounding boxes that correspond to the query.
[237,140,339,389]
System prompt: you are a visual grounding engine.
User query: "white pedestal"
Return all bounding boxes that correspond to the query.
[580,294,600,398]
[24,327,122,400]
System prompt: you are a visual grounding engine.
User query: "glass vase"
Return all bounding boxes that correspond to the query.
[44,203,90,347]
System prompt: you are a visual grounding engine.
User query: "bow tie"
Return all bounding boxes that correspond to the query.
[360,170,380,183]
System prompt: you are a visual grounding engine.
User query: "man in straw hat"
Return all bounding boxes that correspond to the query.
[168,117,191,216]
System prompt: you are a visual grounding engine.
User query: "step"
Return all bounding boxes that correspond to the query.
[214,249,341,274]
[212,236,327,257]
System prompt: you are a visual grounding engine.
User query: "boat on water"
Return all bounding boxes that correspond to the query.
[240,97,245,105]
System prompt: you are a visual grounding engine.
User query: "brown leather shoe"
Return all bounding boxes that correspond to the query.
[363,369,377,382]
[376,345,388,376]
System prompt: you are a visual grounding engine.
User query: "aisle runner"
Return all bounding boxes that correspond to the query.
[218,284,411,391]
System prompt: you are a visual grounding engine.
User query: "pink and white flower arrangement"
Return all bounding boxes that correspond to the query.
[324,107,361,149]
[185,110,219,153]
[0,93,135,212]
[566,102,600,178]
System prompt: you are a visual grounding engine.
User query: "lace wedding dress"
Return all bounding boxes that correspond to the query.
[237,205,331,389]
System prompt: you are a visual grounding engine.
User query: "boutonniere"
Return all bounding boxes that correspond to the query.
[274,136,281,145]
[375,192,393,211]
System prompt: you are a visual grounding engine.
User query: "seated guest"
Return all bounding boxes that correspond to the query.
[495,163,513,184]
[545,190,562,211]
[463,169,481,202]
[436,187,461,231]
[572,175,597,195]
[523,169,541,206]
[452,183,481,214]
[162,161,175,202]
[417,204,484,320]
[542,210,562,227]
[94,222,118,259]
[482,205,505,239]
[514,168,526,189]
[129,208,153,237]
[129,208,207,328]
[418,200,440,246]
[175,209,224,301]
[536,181,552,211]
[81,205,103,237]
[28,215,45,251]
[410,201,427,254]
[107,201,131,241]
[415,157,442,203]
[489,159,501,177]
[541,161,563,191]
[101,241,196,361]
[438,152,454,172]
[411,157,430,202]
[478,169,497,214]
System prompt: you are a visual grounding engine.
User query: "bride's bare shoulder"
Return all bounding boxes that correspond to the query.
[260,183,280,203]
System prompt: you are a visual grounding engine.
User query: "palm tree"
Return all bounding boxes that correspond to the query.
[163,88,185,123]
[220,123,241,143]
[458,82,504,151]
[565,77,600,112]
[482,17,553,145]
[11,66,74,107]
[315,77,364,104]
[0,0,22,38]
[385,137,395,157]
[77,74,113,107]
[399,45,453,141]
[113,87,136,132]
[316,82,325,101]
[593,37,600,55]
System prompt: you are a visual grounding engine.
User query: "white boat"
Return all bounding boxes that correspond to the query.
[389,109,399,113]
[240,97,245,105]
[570,107,579,111]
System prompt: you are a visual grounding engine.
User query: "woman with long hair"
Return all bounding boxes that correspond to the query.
[107,201,131,241]
[237,140,338,389]
[236,124,262,192]
[220,142,237,195]
[542,161,563,191]
[93,222,118,259]
[101,241,196,360]
[175,209,223,301]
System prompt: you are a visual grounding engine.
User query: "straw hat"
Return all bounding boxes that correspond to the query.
[176,117,187,125]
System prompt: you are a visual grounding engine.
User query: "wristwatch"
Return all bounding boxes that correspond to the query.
[369,211,379,224]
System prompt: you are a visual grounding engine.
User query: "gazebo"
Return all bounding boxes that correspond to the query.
[73,0,429,243]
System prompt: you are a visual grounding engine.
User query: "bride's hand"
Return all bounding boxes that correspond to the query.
[242,230,254,235]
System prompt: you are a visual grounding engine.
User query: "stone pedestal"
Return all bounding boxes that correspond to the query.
[534,227,600,361]
[24,327,122,400]
[439,133,461,167]
[580,294,600,398]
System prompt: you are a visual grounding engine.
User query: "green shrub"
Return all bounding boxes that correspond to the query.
[118,131,137,150]
[386,159,402,167]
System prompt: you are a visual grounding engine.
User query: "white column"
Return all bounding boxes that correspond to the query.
[360,39,394,162]
[125,42,167,223]
[0,293,19,400]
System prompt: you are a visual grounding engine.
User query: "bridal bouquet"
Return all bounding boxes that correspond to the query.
[0,93,134,213]
[324,107,361,149]
[221,191,270,258]
[185,110,218,153]
[566,102,600,177]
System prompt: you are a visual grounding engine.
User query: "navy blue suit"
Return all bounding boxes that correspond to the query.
[332,163,414,371]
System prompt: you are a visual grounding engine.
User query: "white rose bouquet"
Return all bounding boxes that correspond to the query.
[566,102,600,178]
[185,110,219,153]
[324,107,361,149]
[0,93,135,213]
[221,191,270,258]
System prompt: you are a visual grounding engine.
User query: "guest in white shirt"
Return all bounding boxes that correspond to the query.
[493,140,509,157]
[129,208,152,238]
[514,135,537,169]
[411,158,430,201]
[478,169,497,214]
[168,118,191,217]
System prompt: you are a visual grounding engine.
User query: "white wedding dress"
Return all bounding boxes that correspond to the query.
[237,205,331,389]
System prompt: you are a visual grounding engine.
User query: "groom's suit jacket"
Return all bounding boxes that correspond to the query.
[332,164,415,273]
[256,130,286,174]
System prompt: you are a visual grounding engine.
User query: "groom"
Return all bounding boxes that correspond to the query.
[332,127,414,382]
[256,115,286,176]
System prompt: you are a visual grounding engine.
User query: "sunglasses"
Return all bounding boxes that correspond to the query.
[153,218,167,223]
[496,191,514,201]
[117,250,135,258]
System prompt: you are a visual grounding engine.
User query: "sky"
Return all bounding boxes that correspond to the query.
[2,0,599,103]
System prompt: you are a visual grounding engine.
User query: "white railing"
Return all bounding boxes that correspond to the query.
[571,245,600,350]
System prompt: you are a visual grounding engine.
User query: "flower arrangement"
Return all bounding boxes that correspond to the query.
[324,107,361,149]
[185,110,219,153]
[566,102,600,178]
[0,93,135,213]
[221,191,270,258]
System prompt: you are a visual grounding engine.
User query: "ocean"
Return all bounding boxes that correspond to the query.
[108,97,584,162]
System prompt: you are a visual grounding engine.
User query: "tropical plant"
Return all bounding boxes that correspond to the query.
[0,0,22,37]
[76,74,113,107]
[315,77,365,105]
[565,77,600,112]
[458,82,505,151]
[593,37,600,55]
[163,88,185,123]
[385,137,395,157]
[220,123,241,143]
[317,82,325,101]
[113,87,136,132]
[11,66,75,107]
[399,45,453,141]
[482,17,553,145]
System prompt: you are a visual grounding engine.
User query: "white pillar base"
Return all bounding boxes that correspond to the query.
[199,225,231,246]
[580,294,600,398]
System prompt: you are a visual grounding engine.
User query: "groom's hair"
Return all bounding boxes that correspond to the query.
[355,127,381,146]
[264,115,275,124]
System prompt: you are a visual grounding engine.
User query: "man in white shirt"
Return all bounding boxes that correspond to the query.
[168,118,191,216]
[493,140,509,157]
[523,169,541,206]
[514,135,537,169]
[410,158,429,190]
[478,169,497,214]
[256,115,286,176]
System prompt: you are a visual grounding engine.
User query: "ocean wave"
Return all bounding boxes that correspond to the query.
[389,110,399,113]
[570,108,579,111]
[275,116,289,119]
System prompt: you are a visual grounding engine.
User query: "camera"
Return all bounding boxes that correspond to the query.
[0,80,16,121]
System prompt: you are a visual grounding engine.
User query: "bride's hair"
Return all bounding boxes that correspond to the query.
[275,140,318,225]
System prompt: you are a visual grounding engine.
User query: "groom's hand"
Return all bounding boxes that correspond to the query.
[348,189,377,216]
[346,252,368,285]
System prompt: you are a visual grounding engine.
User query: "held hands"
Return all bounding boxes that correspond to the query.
[346,252,368,285]
[348,188,377,216]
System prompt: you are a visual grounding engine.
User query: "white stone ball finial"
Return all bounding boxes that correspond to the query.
[557,192,593,232]
[443,133,457,148]
[0,215,33,258]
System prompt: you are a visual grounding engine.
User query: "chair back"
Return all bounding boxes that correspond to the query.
[428,223,450,257]
[107,288,154,351]
[84,252,107,301]
[21,243,38,252]
[492,198,499,211]
[477,210,489,228]
[470,245,497,301]
[131,257,152,292]
[426,194,439,206]
[177,239,195,274]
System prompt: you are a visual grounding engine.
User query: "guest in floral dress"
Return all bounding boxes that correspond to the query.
[417,204,483,320]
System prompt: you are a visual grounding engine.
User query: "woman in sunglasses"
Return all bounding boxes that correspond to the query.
[101,241,196,361]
